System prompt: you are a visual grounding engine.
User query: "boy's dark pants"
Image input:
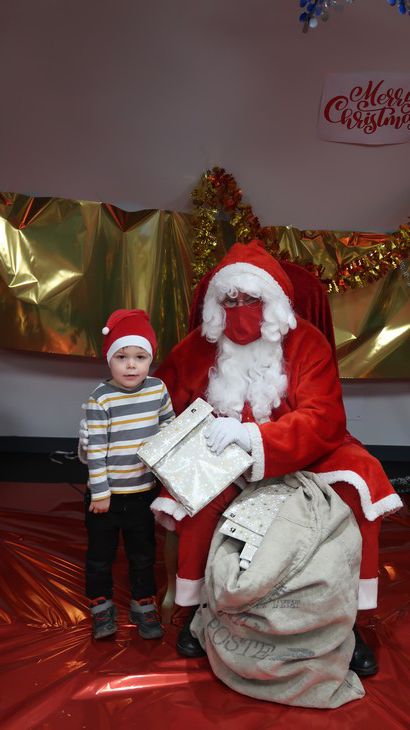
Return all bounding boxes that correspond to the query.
[85,489,158,601]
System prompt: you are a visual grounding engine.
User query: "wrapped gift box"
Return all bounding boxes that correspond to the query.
[219,480,295,569]
[136,397,253,516]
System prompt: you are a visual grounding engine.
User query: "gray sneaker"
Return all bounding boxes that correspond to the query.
[90,598,117,639]
[129,596,164,639]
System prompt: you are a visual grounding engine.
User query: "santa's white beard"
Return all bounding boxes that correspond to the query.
[205,336,287,423]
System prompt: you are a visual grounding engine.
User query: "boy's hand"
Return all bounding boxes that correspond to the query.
[89,496,111,513]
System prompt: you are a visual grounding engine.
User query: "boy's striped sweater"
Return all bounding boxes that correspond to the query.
[86,376,174,500]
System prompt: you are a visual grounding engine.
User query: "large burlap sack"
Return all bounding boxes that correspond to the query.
[191,471,365,708]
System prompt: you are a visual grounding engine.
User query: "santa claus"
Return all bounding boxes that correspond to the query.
[150,239,402,674]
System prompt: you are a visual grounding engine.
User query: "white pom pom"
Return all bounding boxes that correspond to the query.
[102,326,109,335]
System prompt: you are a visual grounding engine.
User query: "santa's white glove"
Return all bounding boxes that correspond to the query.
[150,496,189,531]
[204,417,251,456]
[79,418,89,449]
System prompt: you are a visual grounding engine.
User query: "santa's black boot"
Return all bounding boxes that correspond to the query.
[349,624,378,677]
[176,605,206,658]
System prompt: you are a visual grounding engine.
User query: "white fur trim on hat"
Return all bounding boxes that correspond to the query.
[209,262,294,312]
[106,335,152,363]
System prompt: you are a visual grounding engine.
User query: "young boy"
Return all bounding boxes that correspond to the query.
[82,308,174,640]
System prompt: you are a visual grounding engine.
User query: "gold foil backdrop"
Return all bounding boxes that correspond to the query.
[275,227,410,378]
[190,167,410,293]
[0,188,409,378]
[190,167,410,380]
[0,194,194,363]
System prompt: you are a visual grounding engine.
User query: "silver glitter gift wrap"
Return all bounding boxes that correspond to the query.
[136,398,254,516]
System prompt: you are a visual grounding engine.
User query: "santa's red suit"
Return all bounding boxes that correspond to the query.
[151,241,402,611]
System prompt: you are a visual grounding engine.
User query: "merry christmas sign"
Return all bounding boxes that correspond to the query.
[318,73,410,145]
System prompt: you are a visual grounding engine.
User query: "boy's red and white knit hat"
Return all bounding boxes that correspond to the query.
[101,309,157,363]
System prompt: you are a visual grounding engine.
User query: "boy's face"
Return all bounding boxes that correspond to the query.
[109,345,151,390]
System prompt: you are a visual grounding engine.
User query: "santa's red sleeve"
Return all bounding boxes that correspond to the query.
[243,320,402,522]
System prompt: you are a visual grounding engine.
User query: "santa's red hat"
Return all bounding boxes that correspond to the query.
[101,309,157,363]
[209,239,294,301]
[201,240,296,341]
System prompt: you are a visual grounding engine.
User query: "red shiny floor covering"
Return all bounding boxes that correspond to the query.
[0,482,409,730]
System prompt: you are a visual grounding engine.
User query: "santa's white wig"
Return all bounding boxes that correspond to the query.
[201,241,297,423]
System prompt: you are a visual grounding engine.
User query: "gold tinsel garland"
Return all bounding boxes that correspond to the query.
[191,167,278,283]
[191,166,410,292]
[326,224,410,294]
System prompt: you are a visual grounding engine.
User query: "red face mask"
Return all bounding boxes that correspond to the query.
[224,302,263,345]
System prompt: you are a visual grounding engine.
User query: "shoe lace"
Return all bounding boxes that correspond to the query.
[143,607,160,624]
[94,608,113,624]
[136,598,160,624]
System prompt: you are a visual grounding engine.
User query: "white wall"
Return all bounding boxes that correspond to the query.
[342,381,409,447]
[0,1,409,446]
[0,1,409,231]
[0,349,107,440]
[1,348,409,446]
